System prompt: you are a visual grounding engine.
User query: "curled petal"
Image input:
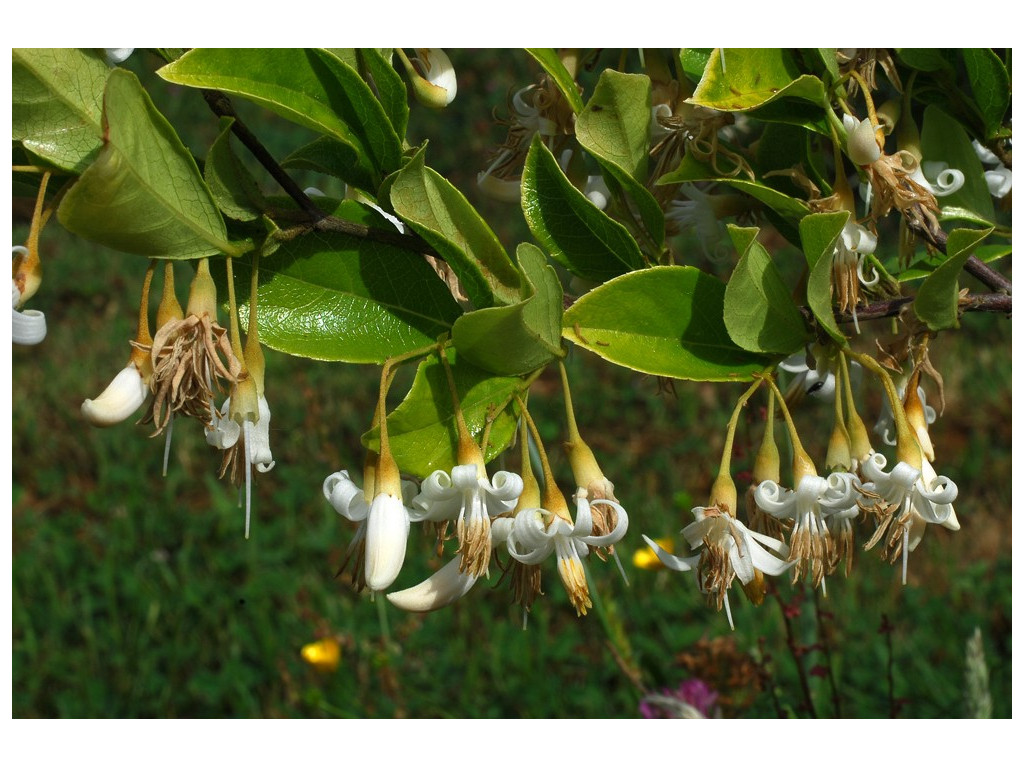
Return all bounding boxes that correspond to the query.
[820,472,861,512]
[858,451,891,484]
[641,535,697,572]
[323,470,369,522]
[921,161,965,196]
[451,463,482,490]
[973,140,999,165]
[364,493,411,591]
[506,509,556,564]
[410,469,460,521]
[753,480,794,518]
[579,497,629,547]
[485,470,524,506]
[857,256,880,288]
[490,517,513,544]
[81,363,148,427]
[386,556,477,612]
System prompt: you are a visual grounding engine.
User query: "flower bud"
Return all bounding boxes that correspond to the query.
[364,492,411,592]
[846,117,881,166]
[185,258,218,319]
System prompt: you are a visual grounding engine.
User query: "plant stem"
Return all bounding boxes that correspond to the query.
[772,584,818,718]
[813,590,843,718]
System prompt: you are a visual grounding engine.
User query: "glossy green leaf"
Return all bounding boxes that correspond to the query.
[799,212,850,346]
[12,48,108,173]
[524,49,583,113]
[159,48,402,190]
[805,48,840,84]
[229,201,461,362]
[746,98,829,135]
[57,70,235,259]
[914,227,993,331]
[724,226,810,354]
[363,349,523,477]
[563,266,769,381]
[205,119,266,222]
[679,49,713,85]
[920,105,994,224]
[690,49,825,112]
[522,137,645,282]
[575,69,664,247]
[452,244,563,376]
[962,49,1009,139]
[390,148,520,308]
[658,153,809,222]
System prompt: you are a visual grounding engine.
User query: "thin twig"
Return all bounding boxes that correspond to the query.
[903,220,1012,295]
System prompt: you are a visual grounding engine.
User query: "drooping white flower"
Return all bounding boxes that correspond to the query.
[81,362,149,426]
[206,389,275,539]
[584,175,611,210]
[644,505,792,629]
[323,468,418,592]
[505,492,627,616]
[754,472,860,593]
[874,384,936,447]
[860,451,957,584]
[972,140,1012,198]
[411,463,523,577]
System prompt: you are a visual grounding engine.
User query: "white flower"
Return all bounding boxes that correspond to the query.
[830,219,879,333]
[844,115,881,166]
[12,278,46,345]
[323,469,418,592]
[206,392,275,539]
[778,349,853,403]
[754,472,860,592]
[874,384,936,447]
[860,452,957,584]
[972,140,1000,165]
[984,166,1012,198]
[505,492,628,616]
[81,362,148,427]
[411,48,457,106]
[584,175,611,210]
[644,506,792,629]
[411,463,523,577]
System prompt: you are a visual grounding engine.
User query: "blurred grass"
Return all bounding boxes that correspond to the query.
[11,49,1012,718]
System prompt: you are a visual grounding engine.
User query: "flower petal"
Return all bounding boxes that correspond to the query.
[386,556,477,612]
[364,493,411,591]
[641,535,697,572]
[81,363,148,427]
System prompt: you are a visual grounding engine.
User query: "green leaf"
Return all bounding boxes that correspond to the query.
[914,227,993,331]
[562,266,770,381]
[229,201,461,363]
[205,118,266,222]
[896,49,955,73]
[12,48,108,173]
[355,48,408,141]
[746,98,830,135]
[390,147,520,308]
[690,49,825,112]
[805,48,840,85]
[900,241,1011,282]
[962,49,1009,140]
[524,49,583,113]
[799,212,850,346]
[658,153,809,222]
[522,136,645,282]
[282,136,377,195]
[723,226,810,354]
[679,49,713,85]
[158,48,402,191]
[920,105,995,224]
[363,349,523,477]
[575,70,665,247]
[452,244,563,376]
[57,69,234,259]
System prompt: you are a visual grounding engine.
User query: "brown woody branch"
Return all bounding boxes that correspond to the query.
[903,219,1012,295]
